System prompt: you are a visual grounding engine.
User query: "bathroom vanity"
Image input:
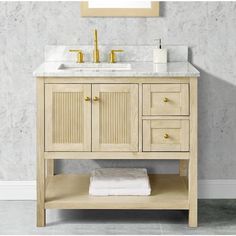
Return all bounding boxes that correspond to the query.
[34,45,199,227]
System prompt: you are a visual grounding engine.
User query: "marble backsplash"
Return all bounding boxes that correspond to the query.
[1,1,236,180]
[44,45,188,62]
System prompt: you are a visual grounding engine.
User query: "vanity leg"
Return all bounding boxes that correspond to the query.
[37,78,46,227]
[188,158,197,228]
[188,77,198,227]
[188,143,198,227]
[189,157,197,228]
[179,160,188,176]
[37,133,46,227]
[47,160,54,176]
[37,206,45,227]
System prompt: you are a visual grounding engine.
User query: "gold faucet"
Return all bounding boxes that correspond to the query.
[93,29,100,63]
[69,49,84,63]
[109,50,124,63]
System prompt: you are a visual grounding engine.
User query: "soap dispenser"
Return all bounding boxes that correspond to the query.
[153,39,167,63]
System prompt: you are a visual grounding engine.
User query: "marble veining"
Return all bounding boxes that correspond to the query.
[44,45,188,63]
[34,45,199,77]
[33,61,199,77]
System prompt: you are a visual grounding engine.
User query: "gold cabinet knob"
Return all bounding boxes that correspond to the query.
[93,96,99,101]
[163,97,169,102]
[84,96,90,101]
[164,133,169,139]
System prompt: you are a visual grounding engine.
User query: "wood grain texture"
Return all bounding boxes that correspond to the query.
[99,92,130,144]
[36,78,45,227]
[138,83,143,152]
[92,84,138,151]
[46,160,54,177]
[45,84,91,151]
[44,151,190,160]
[52,92,83,144]
[188,78,198,227]
[37,77,198,228]
[143,84,189,116]
[45,174,188,209]
[143,119,189,151]
[179,160,188,176]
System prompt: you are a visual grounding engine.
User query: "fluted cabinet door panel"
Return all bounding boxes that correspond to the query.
[92,84,139,151]
[45,84,91,151]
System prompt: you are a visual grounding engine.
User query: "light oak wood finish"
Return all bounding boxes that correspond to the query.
[46,160,54,177]
[139,83,143,152]
[80,2,159,17]
[44,151,190,160]
[143,84,189,116]
[179,160,188,176]
[45,174,188,209]
[188,78,198,227]
[143,119,189,152]
[142,116,189,120]
[36,78,45,227]
[92,84,138,151]
[45,84,91,151]
[36,77,198,227]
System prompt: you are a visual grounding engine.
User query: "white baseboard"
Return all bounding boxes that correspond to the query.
[0,181,36,200]
[0,179,236,200]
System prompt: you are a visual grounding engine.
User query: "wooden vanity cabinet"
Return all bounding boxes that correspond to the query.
[37,77,197,228]
[45,83,139,152]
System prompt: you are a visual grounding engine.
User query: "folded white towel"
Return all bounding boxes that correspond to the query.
[89,168,151,196]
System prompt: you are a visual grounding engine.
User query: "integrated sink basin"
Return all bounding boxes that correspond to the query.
[58,63,132,71]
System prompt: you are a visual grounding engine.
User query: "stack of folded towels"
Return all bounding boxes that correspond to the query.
[89,168,151,196]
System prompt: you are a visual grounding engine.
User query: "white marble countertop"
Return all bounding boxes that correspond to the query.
[33,62,200,78]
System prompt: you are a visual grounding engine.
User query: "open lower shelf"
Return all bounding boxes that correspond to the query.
[45,174,189,210]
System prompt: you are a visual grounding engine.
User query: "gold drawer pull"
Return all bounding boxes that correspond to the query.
[84,96,90,101]
[93,96,99,101]
[163,97,169,102]
[164,133,169,139]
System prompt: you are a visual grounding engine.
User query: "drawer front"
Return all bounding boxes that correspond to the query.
[143,84,189,116]
[143,120,189,151]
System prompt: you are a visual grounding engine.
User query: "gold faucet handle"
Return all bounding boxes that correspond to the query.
[109,50,124,63]
[69,50,84,63]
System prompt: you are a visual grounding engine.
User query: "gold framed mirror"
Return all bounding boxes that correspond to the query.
[80,1,159,17]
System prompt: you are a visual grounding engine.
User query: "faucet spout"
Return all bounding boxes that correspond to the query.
[93,29,100,63]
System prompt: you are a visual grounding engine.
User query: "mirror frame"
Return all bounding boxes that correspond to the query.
[80,1,159,17]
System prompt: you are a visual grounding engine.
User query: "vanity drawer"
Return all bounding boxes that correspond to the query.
[143,84,189,116]
[143,119,189,151]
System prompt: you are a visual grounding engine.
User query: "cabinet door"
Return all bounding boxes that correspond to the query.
[92,84,138,151]
[45,84,91,151]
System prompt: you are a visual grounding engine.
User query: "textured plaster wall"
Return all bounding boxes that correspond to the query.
[0,2,236,180]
